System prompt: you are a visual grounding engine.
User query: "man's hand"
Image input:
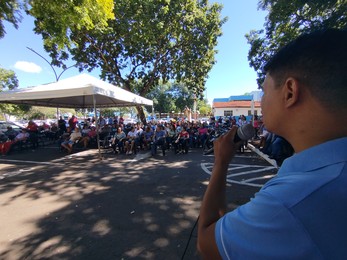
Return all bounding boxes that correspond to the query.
[213,126,239,166]
[198,126,239,259]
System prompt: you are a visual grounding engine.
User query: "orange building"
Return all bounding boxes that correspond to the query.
[212,94,262,117]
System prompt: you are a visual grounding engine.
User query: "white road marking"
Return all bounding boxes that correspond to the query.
[201,163,277,188]
[0,159,64,166]
[0,159,64,180]
[0,168,35,180]
[228,166,276,176]
[247,144,279,168]
[132,151,152,162]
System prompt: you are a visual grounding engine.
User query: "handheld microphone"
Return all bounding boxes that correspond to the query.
[234,123,255,142]
[203,124,255,155]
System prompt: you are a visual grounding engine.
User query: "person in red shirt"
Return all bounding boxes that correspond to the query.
[26,120,39,148]
[26,120,39,132]
[80,126,97,148]
[198,123,208,147]
[68,115,78,130]
[174,126,190,154]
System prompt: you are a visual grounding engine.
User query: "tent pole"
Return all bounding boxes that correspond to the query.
[93,94,102,160]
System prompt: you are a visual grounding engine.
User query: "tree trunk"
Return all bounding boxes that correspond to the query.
[136,105,147,124]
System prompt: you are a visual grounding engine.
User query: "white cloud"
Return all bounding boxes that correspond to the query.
[14,61,42,73]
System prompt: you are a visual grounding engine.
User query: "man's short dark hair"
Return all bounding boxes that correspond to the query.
[264,29,347,112]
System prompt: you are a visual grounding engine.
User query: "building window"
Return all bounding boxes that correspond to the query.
[224,110,233,116]
[248,110,258,116]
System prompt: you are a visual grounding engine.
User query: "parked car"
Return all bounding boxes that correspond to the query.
[0,121,23,132]
[198,118,209,124]
[123,118,138,125]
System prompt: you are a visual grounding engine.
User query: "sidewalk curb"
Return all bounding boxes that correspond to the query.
[247,143,279,169]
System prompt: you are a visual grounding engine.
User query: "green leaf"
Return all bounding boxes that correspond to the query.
[247,0,347,87]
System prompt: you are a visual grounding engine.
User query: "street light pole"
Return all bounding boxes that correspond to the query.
[27,47,79,118]
[193,94,197,121]
[26,47,78,82]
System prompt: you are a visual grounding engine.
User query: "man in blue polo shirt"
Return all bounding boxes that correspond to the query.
[198,29,347,259]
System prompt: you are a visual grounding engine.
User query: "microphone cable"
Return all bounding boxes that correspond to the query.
[181,215,199,260]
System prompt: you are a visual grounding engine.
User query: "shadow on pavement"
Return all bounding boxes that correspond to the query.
[0,150,205,259]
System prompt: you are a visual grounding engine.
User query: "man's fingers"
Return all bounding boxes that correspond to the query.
[221,126,238,142]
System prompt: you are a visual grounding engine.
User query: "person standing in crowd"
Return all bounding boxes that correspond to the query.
[197,122,208,148]
[198,29,347,259]
[237,114,247,126]
[58,116,67,135]
[0,130,8,142]
[4,126,18,140]
[119,115,124,125]
[252,115,260,139]
[26,120,39,148]
[68,115,78,130]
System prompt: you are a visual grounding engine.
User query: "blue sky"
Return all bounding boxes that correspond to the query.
[0,0,267,105]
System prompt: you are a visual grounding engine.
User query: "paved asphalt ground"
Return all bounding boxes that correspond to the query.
[0,143,278,260]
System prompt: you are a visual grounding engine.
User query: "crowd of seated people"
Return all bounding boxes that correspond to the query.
[3,116,210,155]
[1,114,295,162]
[106,117,232,156]
[0,120,53,154]
[254,119,294,166]
[74,117,211,156]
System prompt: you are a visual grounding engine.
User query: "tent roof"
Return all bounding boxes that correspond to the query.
[0,74,153,108]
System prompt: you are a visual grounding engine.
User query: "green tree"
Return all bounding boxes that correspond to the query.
[170,83,195,113]
[28,0,114,51]
[246,0,347,87]
[146,83,175,118]
[0,0,22,38]
[0,67,18,91]
[29,0,226,123]
[197,98,211,116]
[25,106,62,119]
[147,82,212,118]
[0,67,30,118]
[1,0,113,42]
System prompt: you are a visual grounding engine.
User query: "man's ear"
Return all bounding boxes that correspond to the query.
[283,77,300,108]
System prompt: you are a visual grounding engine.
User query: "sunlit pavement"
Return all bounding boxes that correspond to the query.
[0,144,276,259]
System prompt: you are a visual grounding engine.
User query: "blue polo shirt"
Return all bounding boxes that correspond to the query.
[215,137,347,259]
[154,130,166,141]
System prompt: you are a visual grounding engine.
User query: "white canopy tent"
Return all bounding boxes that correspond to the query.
[0,73,153,108]
[0,74,153,158]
